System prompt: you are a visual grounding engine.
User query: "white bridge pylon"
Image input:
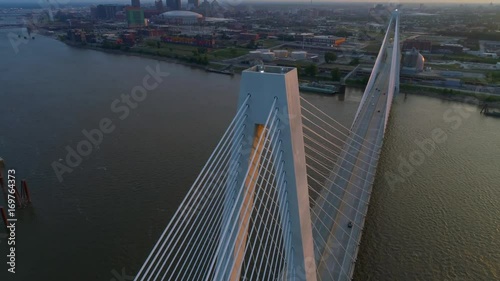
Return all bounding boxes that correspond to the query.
[134,65,318,281]
[214,66,318,281]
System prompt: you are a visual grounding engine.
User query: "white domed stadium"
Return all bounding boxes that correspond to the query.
[160,11,203,24]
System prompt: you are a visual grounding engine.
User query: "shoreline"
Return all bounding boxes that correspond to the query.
[48,35,500,110]
[401,86,500,110]
[346,80,500,109]
[62,41,215,73]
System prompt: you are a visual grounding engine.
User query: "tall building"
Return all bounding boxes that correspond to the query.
[95,5,124,20]
[188,0,199,8]
[155,0,164,11]
[126,7,145,27]
[166,0,181,10]
[131,0,141,8]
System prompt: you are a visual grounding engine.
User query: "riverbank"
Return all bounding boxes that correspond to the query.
[401,84,500,109]
[346,78,500,109]
[62,40,216,72]
[54,37,500,110]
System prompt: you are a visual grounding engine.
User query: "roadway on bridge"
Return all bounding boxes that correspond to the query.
[314,33,396,281]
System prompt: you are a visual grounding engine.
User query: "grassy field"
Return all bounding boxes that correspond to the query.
[426,63,463,71]
[400,83,500,103]
[363,41,382,53]
[428,53,499,65]
[135,41,199,58]
[258,39,282,49]
[138,40,249,61]
[209,47,248,60]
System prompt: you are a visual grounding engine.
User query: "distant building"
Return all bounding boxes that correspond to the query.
[197,0,223,17]
[144,9,162,19]
[90,6,98,19]
[303,35,346,47]
[67,29,87,43]
[155,0,164,11]
[403,39,432,53]
[131,0,141,8]
[94,4,124,20]
[290,51,307,60]
[402,47,425,74]
[239,33,259,41]
[434,44,463,54]
[166,0,181,10]
[188,0,199,9]
[126,7,145,27]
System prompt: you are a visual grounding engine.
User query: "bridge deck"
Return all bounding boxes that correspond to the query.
[313,32,397,280]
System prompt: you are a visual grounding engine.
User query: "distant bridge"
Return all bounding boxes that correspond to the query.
[135,10,401,281]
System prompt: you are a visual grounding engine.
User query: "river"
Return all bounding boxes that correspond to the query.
[0,28,499,281]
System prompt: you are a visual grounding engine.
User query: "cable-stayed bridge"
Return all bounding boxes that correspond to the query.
[135,10,400,281]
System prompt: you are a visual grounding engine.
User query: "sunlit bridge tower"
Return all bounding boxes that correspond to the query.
[215,65,318,281]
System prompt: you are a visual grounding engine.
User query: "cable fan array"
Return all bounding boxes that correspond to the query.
[301,97,384,281]
[135,96,295,281]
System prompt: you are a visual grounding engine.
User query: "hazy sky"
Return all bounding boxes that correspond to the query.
[2,0,500,3]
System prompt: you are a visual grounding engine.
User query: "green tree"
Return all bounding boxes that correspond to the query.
[202,55,209,65]
[246,39,256,49]
[350,58,360,65]
[331,68,341,81]
[296,65,303,78]
[324,52,337,63]
[304,63,318,77]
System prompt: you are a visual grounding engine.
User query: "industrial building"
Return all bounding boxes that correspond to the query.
[304,35,346,47]
[239,33,259,41]
[290,51,307,60]
[402,47,425,74]
[274,50,288,58]
[434,43,463,54]
[403,39,432,53]
[160,11,203,24]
